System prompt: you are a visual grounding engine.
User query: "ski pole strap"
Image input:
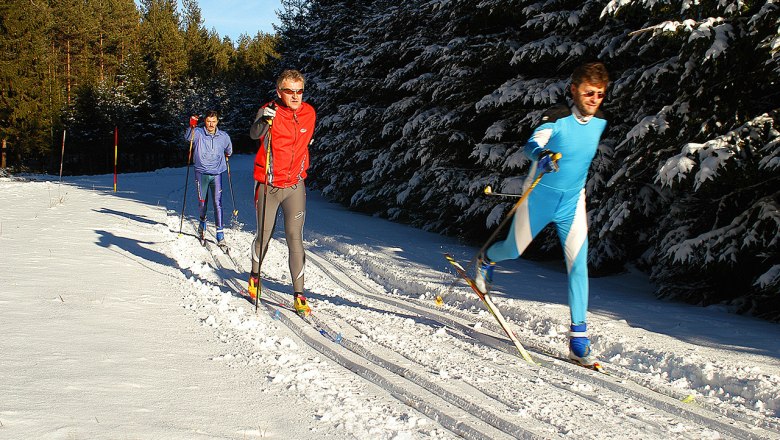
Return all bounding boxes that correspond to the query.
[569,331,588,338]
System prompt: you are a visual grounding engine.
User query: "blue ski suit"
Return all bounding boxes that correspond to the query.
[486,105,606,325]
[184,127,233,231]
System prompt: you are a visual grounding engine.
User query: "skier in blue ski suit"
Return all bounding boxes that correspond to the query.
[184,110,233,243]
[476,62,610,366]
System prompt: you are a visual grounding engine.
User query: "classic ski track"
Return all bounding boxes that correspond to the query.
[176,203,777,439]
[211,251,632,438]
[310,290,677,439]
[193,232,538,440]
[305,248,780,440]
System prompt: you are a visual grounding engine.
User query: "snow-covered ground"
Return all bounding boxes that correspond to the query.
[1,154,778,439]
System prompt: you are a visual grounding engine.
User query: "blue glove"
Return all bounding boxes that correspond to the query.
[537,150,560,173]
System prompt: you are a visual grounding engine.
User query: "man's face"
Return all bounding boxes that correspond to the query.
[571,82,606,117]
[204,116,218,134]
[277,79,304,111]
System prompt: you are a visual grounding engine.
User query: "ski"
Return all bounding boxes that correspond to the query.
[445,253,608,374]
[263,290,341,343]
[444,253,536,365]
[569,359,608,374]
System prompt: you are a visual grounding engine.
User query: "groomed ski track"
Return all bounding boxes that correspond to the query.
[174,213,778,440]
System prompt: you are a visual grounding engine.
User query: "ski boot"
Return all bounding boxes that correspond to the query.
[198,219,207,245]
[293,293,311,317]
[247,273,260,300]
[216,230,228,252]
[568,323,596,367]
[474,253,495,294]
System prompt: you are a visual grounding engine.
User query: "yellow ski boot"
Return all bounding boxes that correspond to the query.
[293,293,311,317]
[247,275,260,300]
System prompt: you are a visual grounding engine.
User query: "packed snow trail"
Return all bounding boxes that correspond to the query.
[170,155,778,438]
[3,155,778,439]
[172,194,778,437]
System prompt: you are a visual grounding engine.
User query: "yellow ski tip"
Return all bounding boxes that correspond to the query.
[484,185,492,195]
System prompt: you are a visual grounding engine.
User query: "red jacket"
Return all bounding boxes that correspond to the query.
[251,101,316,187]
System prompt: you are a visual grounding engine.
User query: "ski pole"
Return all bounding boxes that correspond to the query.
[472,153,561,264]
[226,155,238,218]
[256,104,275,312]
[483,185,523,198]
[178,125,197,236]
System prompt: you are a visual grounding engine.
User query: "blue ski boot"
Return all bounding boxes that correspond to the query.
[215,230,227,252]
[474,253,495,294]
[568,323,596,366]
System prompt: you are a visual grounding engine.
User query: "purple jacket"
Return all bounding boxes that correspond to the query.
[184,127,233,174]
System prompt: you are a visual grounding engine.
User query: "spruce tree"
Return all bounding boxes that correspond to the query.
[275,0,780,319]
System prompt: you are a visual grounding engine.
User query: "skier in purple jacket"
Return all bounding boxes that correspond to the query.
[184,110,233,244]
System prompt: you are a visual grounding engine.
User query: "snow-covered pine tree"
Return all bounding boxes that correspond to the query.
[275,0,780,320]
[595,0,779,317]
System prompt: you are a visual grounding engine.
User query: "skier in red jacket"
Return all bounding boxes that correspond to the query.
[247,69,316,317]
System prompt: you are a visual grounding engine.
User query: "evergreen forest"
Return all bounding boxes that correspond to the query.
[2,0,778,320]
[1,0,279,173]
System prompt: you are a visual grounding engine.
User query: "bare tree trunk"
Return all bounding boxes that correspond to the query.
[66,39,71,106]
[100,33,104,82]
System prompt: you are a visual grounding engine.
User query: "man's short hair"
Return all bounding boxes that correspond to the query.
[572,62,609,87]
[277,69,306,89]
[204,109,219,119]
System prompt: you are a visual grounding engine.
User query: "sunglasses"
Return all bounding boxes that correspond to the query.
[280,88,304,96]
[580,90,605,99]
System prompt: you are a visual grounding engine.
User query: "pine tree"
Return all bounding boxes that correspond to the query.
[0,0,56,169]
[138,0,187,81]
[596,0,780,317]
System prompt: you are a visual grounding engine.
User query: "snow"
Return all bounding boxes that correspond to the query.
[1,154,779,439]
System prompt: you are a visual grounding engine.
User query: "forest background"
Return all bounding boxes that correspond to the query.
[1,0,778,320]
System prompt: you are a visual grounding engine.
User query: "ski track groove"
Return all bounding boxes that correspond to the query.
[177,209,778,440]
[192,223,537,439]
[304,246,779,440]
[317,245,780,435]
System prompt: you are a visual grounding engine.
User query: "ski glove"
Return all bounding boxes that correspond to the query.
[537,150,560,173]
[262,105,276,121]
[189,115,199,128]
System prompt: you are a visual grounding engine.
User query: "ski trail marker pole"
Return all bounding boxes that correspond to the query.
[59,130,66,182]
[113,127,118,192]
[58,130,66,201]
[178,127,196,236]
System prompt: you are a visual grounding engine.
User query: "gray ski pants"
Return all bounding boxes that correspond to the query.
[251,182,306,293]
